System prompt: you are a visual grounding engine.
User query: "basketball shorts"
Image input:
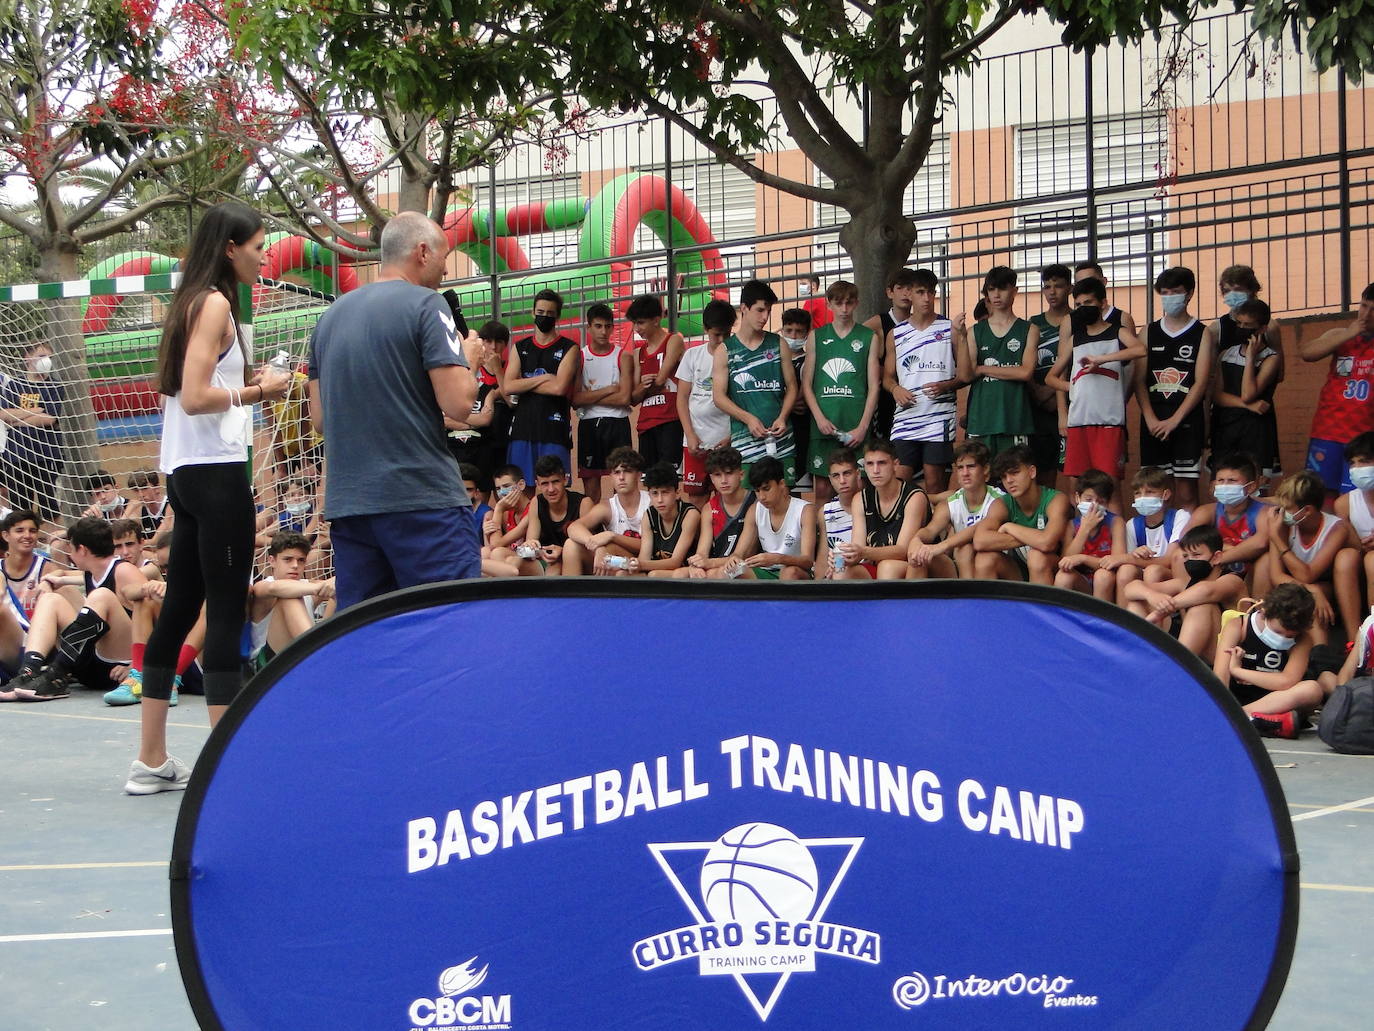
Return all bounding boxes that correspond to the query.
[577,417,632,475]
[1138,413,1204,478]
[894,438,955,472]
[638,421,684,469]
[1064,425,1125,478]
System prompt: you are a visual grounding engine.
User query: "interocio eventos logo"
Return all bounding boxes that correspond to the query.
[407,955,513,1030]
[892,968,1098,1011]
[633,821,880,1021]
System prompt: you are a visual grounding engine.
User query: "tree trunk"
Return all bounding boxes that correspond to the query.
[37,239,101,524]
[837,194,917,322]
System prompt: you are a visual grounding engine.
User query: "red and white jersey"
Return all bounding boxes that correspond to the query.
[1310,332,1374,442]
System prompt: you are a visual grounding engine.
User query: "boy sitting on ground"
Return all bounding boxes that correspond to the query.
[9,517,142,701]
[682,446,758,579]
[248,531,336,671]
[1212,583,1320,740]
[1054,468,1126,602]
[724,457,814,580]
[565,447,649,576]
[1185,453,1270,584]
[973,445,1070,584]
[523,455,592,576]
[1100,465,1186,599]
[103,526,206,707]
[840,440,928,580]
[1334,431,1374,643]
[911,440,1005,579]
[1258,469,1352,643]
[817,447,865,579]
[638,463,701,578]
[1122,524,1245,661]
[485,464,534,567]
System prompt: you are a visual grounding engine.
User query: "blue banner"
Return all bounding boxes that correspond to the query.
[172,581,1296,1030]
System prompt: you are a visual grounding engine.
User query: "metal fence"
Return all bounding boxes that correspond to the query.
[426,9,1372,331]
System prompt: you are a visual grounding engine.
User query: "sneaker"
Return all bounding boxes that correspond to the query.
[1251,710,1301,740]
[170,674,181,708]
[0,684,16,702]
[124,755,192,795]
[16,669,75,702]
[8,667,47,699]
[104,670,142,706]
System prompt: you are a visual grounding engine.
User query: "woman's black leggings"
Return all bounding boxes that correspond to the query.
[143,462,254,705]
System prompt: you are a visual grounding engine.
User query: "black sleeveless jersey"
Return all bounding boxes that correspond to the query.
[536,490,584,548]
[1230,613,1289,707]
[509,335,575,446]
[648,500,693,560]
[710,492,756,559]
[1144,318,1206,417]
[861,481,923,548]
[140,500,168,540]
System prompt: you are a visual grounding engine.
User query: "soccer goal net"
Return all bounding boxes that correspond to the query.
[0,266,331,570]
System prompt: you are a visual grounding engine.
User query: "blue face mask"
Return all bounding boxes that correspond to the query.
[1160,293,1188,318]
[1133,496,1164,516]
[1213,484,1248,506]
[1223,290,1249,312]
[1351,466,1374,491]
[1255,614,1296,652]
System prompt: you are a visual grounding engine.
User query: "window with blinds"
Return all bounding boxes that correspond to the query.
[1013,113,1169,283]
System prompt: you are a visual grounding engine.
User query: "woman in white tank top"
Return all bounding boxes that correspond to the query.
[126,202,290,796]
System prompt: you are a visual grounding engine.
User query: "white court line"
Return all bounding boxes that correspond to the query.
[1302,882,1374,894]
[1291,795,1374,822]
[0,709,206,729]
[1269,748,1373,759]
[0,861,164,872]
[0,928,170,944]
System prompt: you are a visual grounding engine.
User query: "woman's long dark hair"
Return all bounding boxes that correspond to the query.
[156,201,262,396]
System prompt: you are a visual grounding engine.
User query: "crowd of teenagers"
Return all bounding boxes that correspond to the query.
[448,262,1374,741]
[4,242,1374,772]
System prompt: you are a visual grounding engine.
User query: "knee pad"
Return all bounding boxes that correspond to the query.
[56,607,109,668]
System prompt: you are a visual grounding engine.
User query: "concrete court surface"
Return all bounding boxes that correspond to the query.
[1,690,1371,1030]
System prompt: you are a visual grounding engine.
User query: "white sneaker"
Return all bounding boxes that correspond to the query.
[124,755,192,795]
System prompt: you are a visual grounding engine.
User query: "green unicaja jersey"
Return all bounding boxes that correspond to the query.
[810,323,873,430]
[1030,312,1062,382]
[1007,485,1061,531]
[727,331,795,464]
[967,317,1035,436]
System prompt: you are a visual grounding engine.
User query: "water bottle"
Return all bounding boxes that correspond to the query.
[725,561,746,579]
[516,544,538,560]
[268,349,292,374]
[832,549,845,572]
[605,555,630,571]
[765,436,778,457]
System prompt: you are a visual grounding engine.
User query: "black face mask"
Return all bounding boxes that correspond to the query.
[1183,559,1212,583]
[533,314,557,334]
[1072,305,1102,329]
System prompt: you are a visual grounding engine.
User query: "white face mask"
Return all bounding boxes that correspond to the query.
[798,283,812,296]
[1160,294,1188,318]
[1351,466,1374,491]
[1255,613,1296,652]
[1076,500,1097,517]
[285,501,310,516]
[30,355,53,376]
[1132,496,1164,516]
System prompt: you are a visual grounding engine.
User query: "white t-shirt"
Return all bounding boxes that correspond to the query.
[1125,508,1187,556]
[676,343,730,447]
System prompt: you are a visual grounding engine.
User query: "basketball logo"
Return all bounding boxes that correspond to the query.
[699,822,819,925]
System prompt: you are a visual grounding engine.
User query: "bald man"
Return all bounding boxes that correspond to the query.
[308,212,480,607]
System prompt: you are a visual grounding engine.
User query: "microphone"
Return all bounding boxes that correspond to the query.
[441,290,470,338]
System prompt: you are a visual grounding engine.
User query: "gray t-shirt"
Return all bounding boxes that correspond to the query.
[308,280,470,519]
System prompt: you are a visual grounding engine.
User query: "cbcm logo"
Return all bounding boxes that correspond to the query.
[406,956,513,1030]
[632,822,880,1020]
[892,969,1098,1012]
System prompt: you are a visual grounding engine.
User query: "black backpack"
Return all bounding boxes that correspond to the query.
[1318,676,1374,755]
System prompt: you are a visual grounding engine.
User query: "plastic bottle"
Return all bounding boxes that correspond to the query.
[268,349,292,373]
[765,436,778,457]
[605,556,630,571]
